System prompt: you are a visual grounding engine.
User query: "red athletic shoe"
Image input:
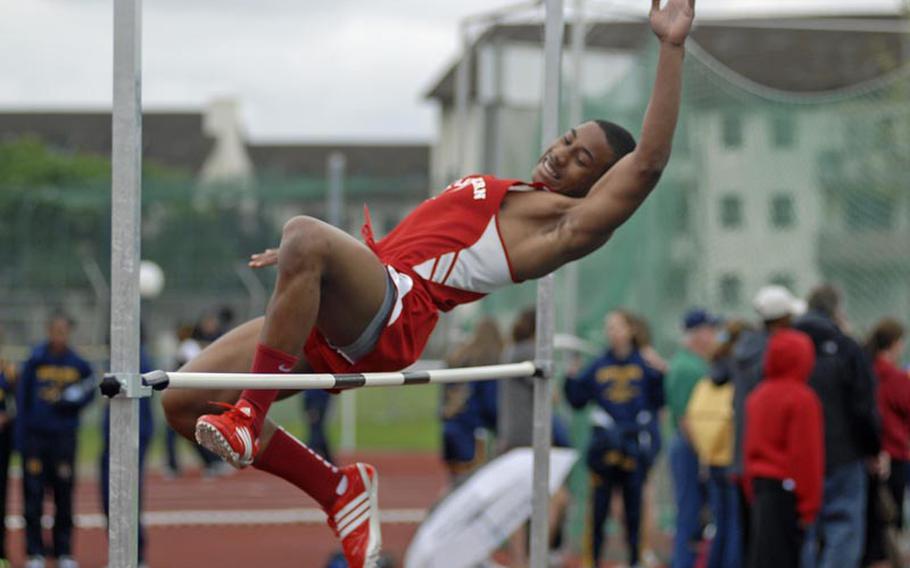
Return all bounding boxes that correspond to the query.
[327,463,382,568]
[194,400,260,468]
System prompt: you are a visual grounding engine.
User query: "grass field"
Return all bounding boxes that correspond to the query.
[74,382,444,470]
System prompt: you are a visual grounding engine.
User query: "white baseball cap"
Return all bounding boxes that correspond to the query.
[753,285,807,320]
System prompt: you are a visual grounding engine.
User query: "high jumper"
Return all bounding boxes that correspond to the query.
[162,1,696,566]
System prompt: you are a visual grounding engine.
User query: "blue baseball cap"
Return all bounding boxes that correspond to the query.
[682,308,721,330]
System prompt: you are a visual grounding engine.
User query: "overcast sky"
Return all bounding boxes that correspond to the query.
[1,0,904,142]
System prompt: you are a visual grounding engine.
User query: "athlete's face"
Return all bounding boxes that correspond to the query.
[532,122,614,197]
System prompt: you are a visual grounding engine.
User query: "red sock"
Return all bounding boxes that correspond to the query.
[242,343,297,433]
[254,427,344,510]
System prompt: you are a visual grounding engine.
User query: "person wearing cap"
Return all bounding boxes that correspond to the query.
[795,284,881,568]
[744,328,824,568]
[666,308,719,568]
[729,284,805,555]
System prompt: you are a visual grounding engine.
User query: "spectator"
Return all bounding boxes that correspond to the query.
[100,344,155,568]
[216,305,236,336]
[0,329,16,568]
[498,309,571,566]
[744,329,824,568]
[17,313,95,568]
[163,323,224,477]
[862,318,908,567]
[687,319,749,568]
[666,308,719,568]
[796,285,881,568]
[195,312,222,345]
[731,284,805,553]
[627,313,667,568]
[564,310,664,568]
[302,390,334,463]
[498,308,572,454]
[440,318,503,484]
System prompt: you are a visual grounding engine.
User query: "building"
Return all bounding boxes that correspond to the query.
[425,12,910,336]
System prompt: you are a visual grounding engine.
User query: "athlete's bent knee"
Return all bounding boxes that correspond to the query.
[279,216,330,275]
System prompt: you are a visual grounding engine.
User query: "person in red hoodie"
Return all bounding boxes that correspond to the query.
[744,329,824,568]
[863,317,908,566]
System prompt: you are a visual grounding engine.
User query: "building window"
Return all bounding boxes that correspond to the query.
[769,272,796,292]
[770,194,795,229]
[720,195,743,229]
[720,274,742,307]
[722,114,743,149]
[771,115,796,148]
[675,195,690,235]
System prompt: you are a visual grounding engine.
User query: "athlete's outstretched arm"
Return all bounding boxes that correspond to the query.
[558,0,695,259]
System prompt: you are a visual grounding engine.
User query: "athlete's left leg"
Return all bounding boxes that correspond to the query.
[224,216,389,439]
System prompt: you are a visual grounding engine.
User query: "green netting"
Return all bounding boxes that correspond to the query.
[482,39,910,353]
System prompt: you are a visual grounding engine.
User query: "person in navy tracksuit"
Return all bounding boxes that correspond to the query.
[17,314,95,567]
[564,310,664,568]
[0,336,17,568]
[440,319,504,484]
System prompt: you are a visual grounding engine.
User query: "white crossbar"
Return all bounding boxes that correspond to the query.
[143,361,538,391]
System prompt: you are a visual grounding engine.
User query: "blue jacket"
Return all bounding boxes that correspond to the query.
[17,342,95,442]
[564,348,664,422]
[565,348,665,471]
[440,380,498,433]
[0,366,12,415]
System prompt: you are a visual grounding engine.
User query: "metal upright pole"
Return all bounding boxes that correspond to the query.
[327,152,346,229]
[562,0,586,339]
[530,1,563,567]
[109,0,147,565]
[327,152,357,452]
[453,26,471,180]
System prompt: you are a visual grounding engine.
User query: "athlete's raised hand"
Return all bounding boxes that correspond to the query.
[249,247,278,269]
[649,0,695,46]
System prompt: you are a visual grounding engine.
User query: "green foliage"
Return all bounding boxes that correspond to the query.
[0,136,110,188]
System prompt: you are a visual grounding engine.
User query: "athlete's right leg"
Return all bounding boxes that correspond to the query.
[163,317,382,568]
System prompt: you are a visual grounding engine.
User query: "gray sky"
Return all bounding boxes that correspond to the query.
[0,0,904,141]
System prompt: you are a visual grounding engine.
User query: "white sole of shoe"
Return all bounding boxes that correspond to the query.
[195,421,248,468]
[359,463,382,568]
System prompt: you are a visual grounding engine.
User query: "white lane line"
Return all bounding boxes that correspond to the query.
[9,508,426,530]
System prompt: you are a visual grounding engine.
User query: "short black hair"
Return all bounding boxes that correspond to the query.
[48,310,75,329]
[594,120,637,169]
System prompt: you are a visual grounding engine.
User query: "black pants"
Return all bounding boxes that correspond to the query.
[303,390,333,463]
[863,461,907,566]
[22,431,76,557]
[590,465,644,566]
[888,458,907,529]
[748,478,803,568]
[0,421,12,559]
[738,482,752,566]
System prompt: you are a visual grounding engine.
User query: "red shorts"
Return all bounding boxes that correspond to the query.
[303,266,439,374]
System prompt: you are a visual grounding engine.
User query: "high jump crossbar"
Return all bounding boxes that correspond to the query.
[100,361,539,394]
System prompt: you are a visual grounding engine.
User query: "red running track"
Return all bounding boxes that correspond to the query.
[4,452,448,568]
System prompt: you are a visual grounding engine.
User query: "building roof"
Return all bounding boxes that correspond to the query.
[248,143,430,180]
[426,15,909,103]
[0,111,214,175]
